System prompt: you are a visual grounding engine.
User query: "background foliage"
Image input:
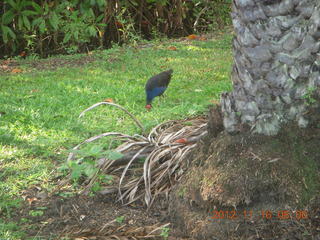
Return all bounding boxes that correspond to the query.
[0,0,231,58]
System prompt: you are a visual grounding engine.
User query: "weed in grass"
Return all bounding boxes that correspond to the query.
[103,175,114,185]
[90,181,102,194]
[28,210,44,217]
[58,192,75,198]
[61,143,123,185]
[116,216,125,223]
[160,226,170,239]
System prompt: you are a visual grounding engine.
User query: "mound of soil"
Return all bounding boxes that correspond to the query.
[169,117,320,239]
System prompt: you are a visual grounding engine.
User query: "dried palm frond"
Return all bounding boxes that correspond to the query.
[66,222,171,240]
[67,102,208,207]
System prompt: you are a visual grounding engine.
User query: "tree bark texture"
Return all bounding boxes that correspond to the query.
[221,0,320,135]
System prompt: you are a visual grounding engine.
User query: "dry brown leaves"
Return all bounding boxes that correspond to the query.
[67,102,208,208]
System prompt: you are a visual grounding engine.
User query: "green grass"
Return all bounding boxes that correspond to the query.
[0,33,233,239]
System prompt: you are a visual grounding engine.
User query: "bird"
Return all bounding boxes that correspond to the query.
[145,69,173,110]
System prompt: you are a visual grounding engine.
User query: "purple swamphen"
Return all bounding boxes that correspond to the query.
[145,69,173,110]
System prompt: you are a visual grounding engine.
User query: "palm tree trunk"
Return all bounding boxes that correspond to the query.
[221,0,320,135]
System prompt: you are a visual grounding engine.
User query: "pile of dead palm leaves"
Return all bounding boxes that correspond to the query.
[66,102,207,207]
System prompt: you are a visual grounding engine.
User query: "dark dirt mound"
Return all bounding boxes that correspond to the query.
[18,190,181,239]
[169,117,320,239]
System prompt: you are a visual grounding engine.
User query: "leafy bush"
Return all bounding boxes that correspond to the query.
[0,0,231,57]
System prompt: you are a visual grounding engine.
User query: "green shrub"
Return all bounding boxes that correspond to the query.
[0,0,231,57]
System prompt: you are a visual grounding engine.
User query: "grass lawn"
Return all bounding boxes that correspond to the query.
[0,33,233,239]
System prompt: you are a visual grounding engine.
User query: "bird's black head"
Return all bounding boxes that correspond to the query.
[166,69,173,75]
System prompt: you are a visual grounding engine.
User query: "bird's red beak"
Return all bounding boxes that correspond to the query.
[145,104,152,110]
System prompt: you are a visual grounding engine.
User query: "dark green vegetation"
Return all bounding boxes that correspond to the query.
[0,33,232,239]
[0,0,231,58]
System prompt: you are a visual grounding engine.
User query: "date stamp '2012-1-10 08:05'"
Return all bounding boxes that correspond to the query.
[210,210,309,220]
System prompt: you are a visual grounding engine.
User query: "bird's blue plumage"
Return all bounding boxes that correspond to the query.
[146,87,167,104]
[145,69,173,106]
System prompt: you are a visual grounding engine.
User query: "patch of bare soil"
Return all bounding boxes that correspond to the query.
[169,108,320,239]
[18,189,183,239]
[27,55,98,71]
[0,54,101,74]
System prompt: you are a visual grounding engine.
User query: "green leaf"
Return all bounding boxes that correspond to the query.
[29,210,44,217]
[88,8,95,18]
[130,1,139,6]
[88,26,97,37]
[1,25,9,43]
[86,145,103,156]
[116,216,125,223]
[2,10,15,25]
[1,25,16,43]
[97,23,106,28]
[91,182,101,192]
[6,26,16,39]
[70,164,83,181]
[58,163,69,172]
[63,32,72,43]
[96,14,104,23]
[83,163,97,178]
[39,20,46,33]
[17,15,23,30]
[32,17,42,27]
[21,0,34,8]
[107,151,123,161]
[22,10,38,16]
[49,12,59,30]
[44,2,49,12]
[67,160,78,168]
[73,30,79,40]
[31,2,42,13]
[22,15,31,30]
[96,0,105,8]
[5,0,17,9]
